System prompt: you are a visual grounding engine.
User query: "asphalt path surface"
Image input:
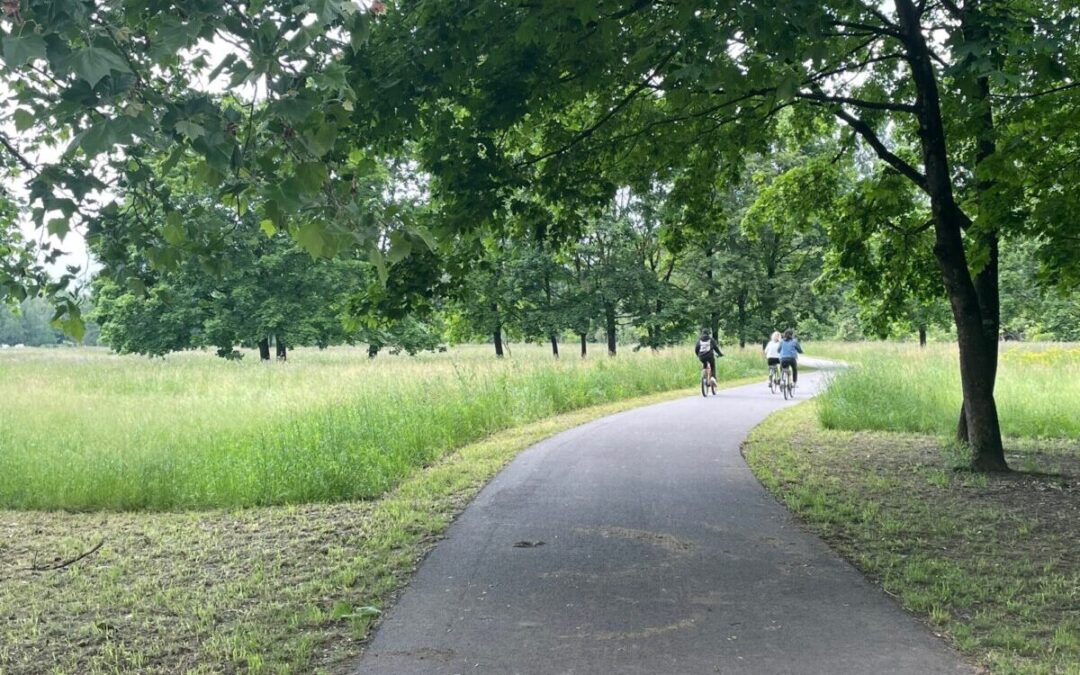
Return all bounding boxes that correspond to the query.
[355,368,970,675]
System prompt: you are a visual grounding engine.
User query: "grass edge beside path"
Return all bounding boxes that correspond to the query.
[743,404,1080,675]
[2,380,758,675]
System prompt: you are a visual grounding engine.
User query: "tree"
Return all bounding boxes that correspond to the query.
[359,0,1080,470]
[92,198,367,359]
[0,0,418,326]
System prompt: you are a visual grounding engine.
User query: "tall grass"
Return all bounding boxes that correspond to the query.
[0,345,762,511]
[814,342,1080,439]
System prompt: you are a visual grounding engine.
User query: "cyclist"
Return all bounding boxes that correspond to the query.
[763,331,782,387]
[778,328,803,386]
[695,328,723,386]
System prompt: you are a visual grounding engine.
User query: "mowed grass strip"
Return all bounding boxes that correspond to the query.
[0,345,762,511]
[0,385,754,675]
[745,403,1080,675]
[813,343,1080,440]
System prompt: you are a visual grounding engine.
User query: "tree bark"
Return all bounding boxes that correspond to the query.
[919,325,927,347]
[580,332,587,358]
[896,0,1007,470]
[275,334,287,361]
[737,291,747,348]
[605,304,617,356]
[494,325,504,358]
[550,334,559,358]
[258,338,270,361]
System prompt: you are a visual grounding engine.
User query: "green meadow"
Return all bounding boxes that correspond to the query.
[812,342,1080,440]
[0,345,761,511]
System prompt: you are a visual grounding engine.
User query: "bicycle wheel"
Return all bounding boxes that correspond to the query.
[768,368,776,394]
[701,372,708,397]
[781,370,790,400]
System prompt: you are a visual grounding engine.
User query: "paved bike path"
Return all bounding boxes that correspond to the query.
[355,372,970,674]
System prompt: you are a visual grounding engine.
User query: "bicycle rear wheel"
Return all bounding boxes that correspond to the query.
[781,370,791,400]
[701,372,708,397]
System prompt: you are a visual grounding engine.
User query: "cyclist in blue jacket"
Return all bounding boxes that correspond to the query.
[778,329,803,386]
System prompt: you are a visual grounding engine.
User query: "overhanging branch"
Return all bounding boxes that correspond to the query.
[0,132,36,173]
[832,107,929,192]
[522,48,678,166]
[796,91,917,113]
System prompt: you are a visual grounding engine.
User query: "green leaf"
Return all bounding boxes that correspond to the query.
[65,47,132,87]
[387,231,412,263]
[303,124,337,157]
[47,218,70,238]
[206,53,239,83]
[1,34,47,67]
[163,212,185,245]
[174,120,207,140]
[56,317,86,342]
[350,14,371,51]
[78,119,121,157]
[295,161,328,193]
[409,225,437,251]
[260,219,277,237]
[193,161,224,188]
[307,0,343,23]
[368,247,388,284]
[296,221,326,257]
[13,109,34,132]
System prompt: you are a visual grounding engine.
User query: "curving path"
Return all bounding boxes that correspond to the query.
[354,369,970,674]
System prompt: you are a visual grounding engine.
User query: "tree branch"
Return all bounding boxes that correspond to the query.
[30,540,105,571]
[829,20,902,39]
[884,218,935,236]
[832,107,929,192]
[0,132,36,173]
[991,82,1080,101]
[937,0,964,19]
[796,91,917,113]
[522,48,678,166]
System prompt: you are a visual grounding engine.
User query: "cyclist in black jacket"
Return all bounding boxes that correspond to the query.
[694,329,724,385]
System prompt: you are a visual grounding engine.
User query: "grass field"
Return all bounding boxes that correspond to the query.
[745,404,1080,675]
[1,386,720,675]
[811,342,1080,440]
[0,345,761,511]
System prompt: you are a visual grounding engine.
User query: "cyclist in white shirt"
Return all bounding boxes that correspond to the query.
[763,331,782,387]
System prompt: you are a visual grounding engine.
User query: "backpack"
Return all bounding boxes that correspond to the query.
[697,338,712,356]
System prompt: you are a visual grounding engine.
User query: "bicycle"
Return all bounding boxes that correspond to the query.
[780,361,795,400]
[767,362,780,394]
[701,362,717,397]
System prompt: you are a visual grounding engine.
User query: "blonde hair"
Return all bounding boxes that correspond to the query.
[771,331,782,342]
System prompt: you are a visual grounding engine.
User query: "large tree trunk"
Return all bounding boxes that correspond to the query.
[896,0,1007,470]
[580,332,587,358]
[494,325,504,358]
[275,333,287,361]
[919,325,927,347]
[550,335,559,358]
[604,304,617,356]
[258,338,270,361]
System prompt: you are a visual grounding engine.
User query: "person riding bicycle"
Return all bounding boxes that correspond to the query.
[763,331,782,387]
[695,329,723,385]
[778,328,803,386]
